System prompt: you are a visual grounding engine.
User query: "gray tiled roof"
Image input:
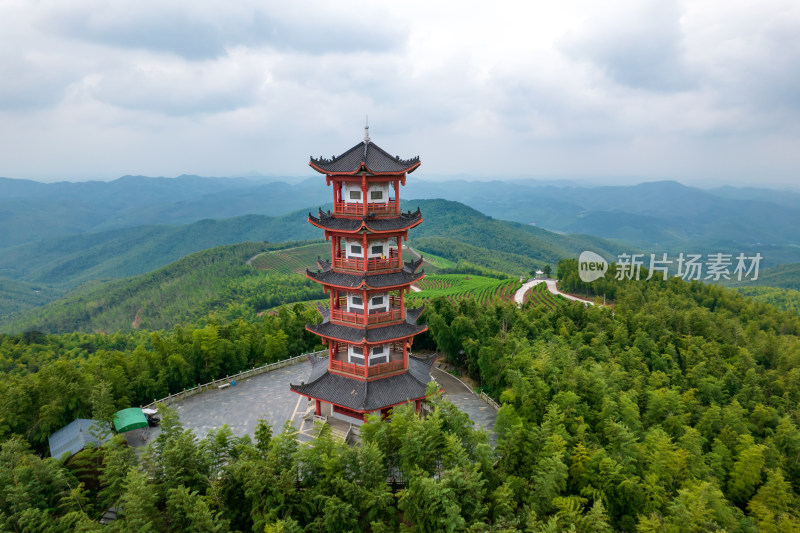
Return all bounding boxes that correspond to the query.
[405,306,425,324]
[310,141,420,175]
[307,319,427,343]
[290,355,436,411]
[307,269,424,289]
[404,257,424,274]
[317,257,332,272]
[315,303,330,321]
[309,208,422,233]
[309,212,361,231]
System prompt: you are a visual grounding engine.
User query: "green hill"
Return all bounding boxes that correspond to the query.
[0,235,503,334]
[0,215,319,290]
[406,199,627,271]
[0,199,626,321]
[729,262,800,291]
[735,286,800,315]
[0,242,326,334]
[0,278,65,317]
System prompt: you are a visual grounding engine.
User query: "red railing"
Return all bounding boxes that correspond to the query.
[332,256,401,271]
[333,295,401,308]
[329,358,404,378]
[334,201,398,215]
[330,307,403,326]
[369,360,404,377]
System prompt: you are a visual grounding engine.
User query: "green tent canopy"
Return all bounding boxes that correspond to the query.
[113,408,148,433]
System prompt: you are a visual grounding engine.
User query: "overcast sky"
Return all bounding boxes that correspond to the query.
[1,0,799,187]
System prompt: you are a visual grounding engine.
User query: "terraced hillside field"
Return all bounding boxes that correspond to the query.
[249,242,330,274]
[524,281,567,310]
[407,274,521,306]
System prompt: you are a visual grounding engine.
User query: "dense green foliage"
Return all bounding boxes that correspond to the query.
[0,277,64,317]
[3,258,800,530]
[556,259,622,302]
[735,286,800,316]
[0,243,326,334]
[418,261,800,530]
[0,306,321,450]
[6,268,800,530]
[0,395,496,532]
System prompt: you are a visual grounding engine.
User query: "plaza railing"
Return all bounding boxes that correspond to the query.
[142,350,326,410]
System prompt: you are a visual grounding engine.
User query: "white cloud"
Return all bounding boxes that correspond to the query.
[0,0,799,185]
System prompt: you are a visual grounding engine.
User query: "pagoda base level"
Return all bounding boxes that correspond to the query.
[290,354,437,414]
[314,399,424,426]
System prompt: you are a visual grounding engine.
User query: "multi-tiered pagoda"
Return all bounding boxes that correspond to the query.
[290,128,434,424]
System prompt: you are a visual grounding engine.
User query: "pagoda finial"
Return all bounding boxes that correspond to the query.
[364,115,370,143]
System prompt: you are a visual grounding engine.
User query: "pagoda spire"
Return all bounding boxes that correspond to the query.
[364,115,370,143]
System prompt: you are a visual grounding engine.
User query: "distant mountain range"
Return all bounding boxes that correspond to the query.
[3,175,800,252]
[0,198,626,323]
[0,175,329,248]
[1,174,798,325]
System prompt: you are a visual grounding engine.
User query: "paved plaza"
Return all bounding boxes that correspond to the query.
[132,358,497,447]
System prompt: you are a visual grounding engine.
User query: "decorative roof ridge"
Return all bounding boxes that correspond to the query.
[316,256,331,272]
[367,141,420,167]
[315,302,330,321]
[403,257,424,274]
[309,142,362,166]
[406,306,425,325]
[309,141,419,168]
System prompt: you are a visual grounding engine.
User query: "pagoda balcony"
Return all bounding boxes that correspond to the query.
[332,255,402,271]
[334,200,398,216]
[330,307,404,326]
[329,346,406,379]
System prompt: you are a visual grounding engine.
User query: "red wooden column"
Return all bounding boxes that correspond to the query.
[315,400,321,416]
[361,233,369,270]
[362,289,368,326]
[393,179,399,212]
[363,344,369,379]
[361,174,368,217]
[403,340,408,369]
[397,235,403,263]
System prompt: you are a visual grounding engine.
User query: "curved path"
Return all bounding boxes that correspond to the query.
[514,278,595,306]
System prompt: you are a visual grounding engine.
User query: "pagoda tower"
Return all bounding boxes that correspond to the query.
[290,127,434,424]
